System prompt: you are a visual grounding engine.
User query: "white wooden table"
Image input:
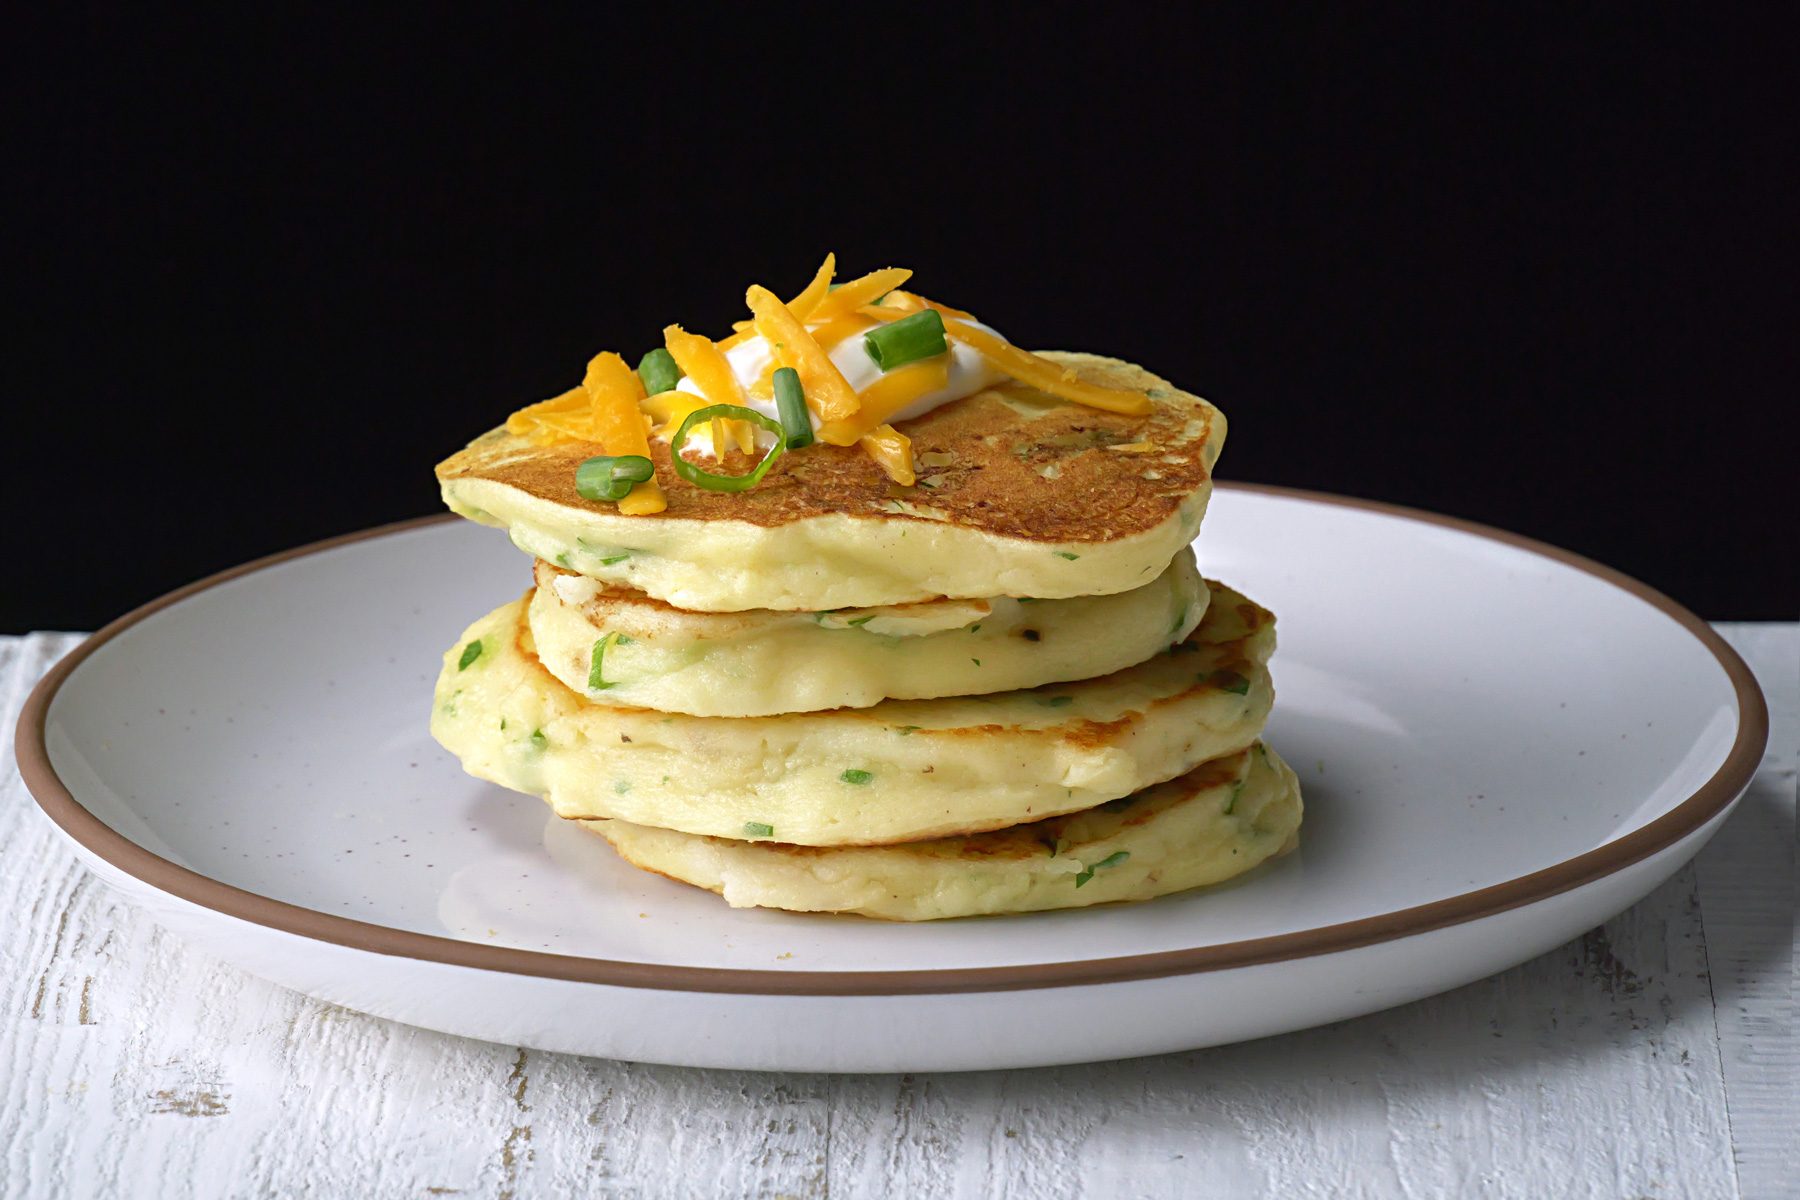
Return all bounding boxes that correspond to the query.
[2,626,1793,1200]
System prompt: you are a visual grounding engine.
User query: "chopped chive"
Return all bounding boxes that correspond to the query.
[613,779,632,795]
[576,454,655,503]
[638,347,682,395]
[1170,605,1190,636]
[893,726,920,736]
[862,308,948,371]
[1074,850,1130,887]
[1206,669,1251,695]
[555,552,572,567]
[1224,780,1246,815]
[743,821,775,838]
[457,640,483,671]
[597,552,632,566]
[1054,551,1081,561]
[969,624,981,633]
[528,729,547,751]
[839,769,874,785]
[845,615,876,627]
[773,366,814,449]
[970,658,981,666]
[588,633,620,691]
[670,404,786,492]
[1037,695,1074,707]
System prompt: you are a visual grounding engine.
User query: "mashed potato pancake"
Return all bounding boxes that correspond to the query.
[526,548,1207,716]
[431,579,1276,846]
[590,743,1301,920]
[437,354,1224,612]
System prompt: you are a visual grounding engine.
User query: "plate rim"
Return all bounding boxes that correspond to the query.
[14,485,1769,997]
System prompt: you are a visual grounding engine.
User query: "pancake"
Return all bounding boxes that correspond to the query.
[437,353,1225,612]
[589,742,1301,920]
[431,578,1276,846]
[526,547,1208,717]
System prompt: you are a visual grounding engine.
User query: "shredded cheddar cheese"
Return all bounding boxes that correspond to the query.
[745,285,861,422]
[876,289,977,320]
[858,424,916,486]
[663,325,749,411]
[815,358,951,446]
[808,313,874,352]
[581,351,667,515]
[940,318,1152,416]
[788,252,837,320]
[506,387,589,438]
[495,258,1165,507]
[642,389,709,437]
[721,253,838,347]
[804,267,913,324]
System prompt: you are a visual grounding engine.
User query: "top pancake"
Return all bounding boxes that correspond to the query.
[437,353,1225,612]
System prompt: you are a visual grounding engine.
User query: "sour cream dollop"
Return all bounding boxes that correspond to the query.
[671,317,1009,434]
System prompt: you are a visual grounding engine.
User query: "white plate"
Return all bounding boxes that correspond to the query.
[17,486,1766,1073]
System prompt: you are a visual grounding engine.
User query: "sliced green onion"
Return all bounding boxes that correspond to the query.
[773,367,813,448]
[1074,850,1130,887]
[528,729,547,751]
[839,769,874,785]
[670,404,786,493]
[576,454,655,503]
[863,308,948,371]
[1224,780,1246,815]
[1206,669,1251,695]
[457,640,483,671]
[743,821,775,838]
[588,632,619,691]
[638,347,682,395]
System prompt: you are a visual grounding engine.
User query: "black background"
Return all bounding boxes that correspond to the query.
[7,8,1794,630]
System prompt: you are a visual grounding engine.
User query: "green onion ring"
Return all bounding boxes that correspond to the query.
[669,404,787,493]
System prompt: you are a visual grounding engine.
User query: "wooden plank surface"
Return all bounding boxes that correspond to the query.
[2,628,1793,1200]
[1694,624,1798,1200]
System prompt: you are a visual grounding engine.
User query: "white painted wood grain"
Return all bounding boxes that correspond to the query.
[3,628,1794,1200]
[1699,624,1798,1200]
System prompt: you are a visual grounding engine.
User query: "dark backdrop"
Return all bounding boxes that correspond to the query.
[7,8,1794,630]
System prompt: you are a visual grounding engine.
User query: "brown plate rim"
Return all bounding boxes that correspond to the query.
[14,485,1769,996]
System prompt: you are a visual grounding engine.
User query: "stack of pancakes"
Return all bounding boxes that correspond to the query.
[431,354,1301,920]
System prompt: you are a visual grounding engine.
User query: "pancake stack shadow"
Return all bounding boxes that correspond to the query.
[431,361,1301,921]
